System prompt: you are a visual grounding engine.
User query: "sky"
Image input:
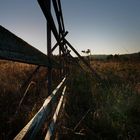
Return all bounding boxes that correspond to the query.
[0,0,140,56]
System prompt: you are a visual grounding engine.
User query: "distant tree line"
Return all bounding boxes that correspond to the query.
[107,52,140,61]
[107,54,120,61]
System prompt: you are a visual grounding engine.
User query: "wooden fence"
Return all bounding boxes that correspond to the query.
[14,77,66,140]
[0,0,100,139]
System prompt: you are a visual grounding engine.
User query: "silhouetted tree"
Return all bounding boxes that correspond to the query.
[114,54,119,60]
[81,49,91,64]
[107,54,113,60]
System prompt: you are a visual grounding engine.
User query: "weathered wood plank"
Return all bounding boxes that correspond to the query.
[14,77,66,140]
[0,25,58,67]
[45,86,67,140]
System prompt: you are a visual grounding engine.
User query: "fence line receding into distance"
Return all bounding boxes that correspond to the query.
[0,0,100,139]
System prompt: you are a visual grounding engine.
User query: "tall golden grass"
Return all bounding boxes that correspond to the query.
[0,60,49,139]
[0,59,140,139]
[57,60,140,140]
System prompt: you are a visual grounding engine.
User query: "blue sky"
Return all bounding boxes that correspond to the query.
[0,0,140,55]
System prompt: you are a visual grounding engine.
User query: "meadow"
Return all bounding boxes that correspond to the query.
[0,58,140,140]
[89,60,140,139]
[0,60,50,139]
[57,59,140,140]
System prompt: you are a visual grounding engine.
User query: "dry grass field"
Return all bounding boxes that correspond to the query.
[57,59,140,140]
[0,60,49,139]
[91,60,140,93]
[0,58,140,140]
[90,60,140,139]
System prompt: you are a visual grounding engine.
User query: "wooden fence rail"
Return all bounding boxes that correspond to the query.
[0,26,58,68]
[45,86,67,140]
[0,0,101,139]
[14,77,66,140]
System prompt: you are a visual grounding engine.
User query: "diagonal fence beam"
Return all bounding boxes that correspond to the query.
[37,0,66,56]
[0,25,59,68]
[51,31,68,53]
[64,39,101,80]
[14,77,66,140]
[45,86,67,140]
[57,0,65,32]
[38,0,101,80]
[38,0,59,42]
[52,0,63,33]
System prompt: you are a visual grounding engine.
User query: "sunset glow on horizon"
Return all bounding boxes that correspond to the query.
[0,0,140,56]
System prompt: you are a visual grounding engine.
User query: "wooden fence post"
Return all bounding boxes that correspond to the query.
[47,0,52,96]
